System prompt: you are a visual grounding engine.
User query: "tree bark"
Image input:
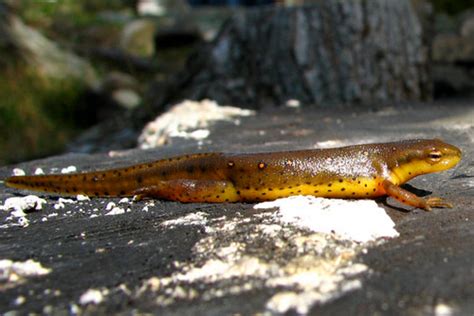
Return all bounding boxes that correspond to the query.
[155,0,430,108]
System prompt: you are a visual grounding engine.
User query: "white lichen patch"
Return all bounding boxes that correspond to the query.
[79,288,108,305]
[105,202,116,211]
[54,198,76,210]
[60,166,77,174]
[1,195,47,227]
[160,212,209,227]
[0,259,51,288]
[134,210,370,314]
[12,168,26,176]
[105,207,127,216]
[118,198,130,204]
[0,195,46,213]
[138,99,255,149]
[34,168,45,175]
[76,194,90,201]
[254,195,399,242]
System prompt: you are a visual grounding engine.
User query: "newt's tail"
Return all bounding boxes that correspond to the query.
[5,171,139,197]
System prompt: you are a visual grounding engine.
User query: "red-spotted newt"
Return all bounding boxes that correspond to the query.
[4,139,461,211]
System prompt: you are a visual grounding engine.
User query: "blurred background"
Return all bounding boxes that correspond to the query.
[0,0,473,165]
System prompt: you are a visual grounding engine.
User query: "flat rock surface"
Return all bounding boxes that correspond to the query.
[1,101,473,315]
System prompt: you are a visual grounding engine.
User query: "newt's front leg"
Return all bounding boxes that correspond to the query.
[132,179,240,203]
[382,180,452,211]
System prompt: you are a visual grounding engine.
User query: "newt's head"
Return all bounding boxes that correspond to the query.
[388,139,462,183]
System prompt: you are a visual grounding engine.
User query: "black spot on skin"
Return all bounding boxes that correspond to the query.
[95,192,99,196]
[290,191,294,194]
[186,166,194,173]
[105,191,110,196]
[246,186,250,190]
[373,189,376,192]
[268,188,273,191]
[148,163,153,168]
[341,188,346,191]
[314,190,319,193]
[352,177,356,181]
[237,191,241,195]
[262,193,266,196]
[373,176,377,179]
[72,187,78,192]
[339,179,343,183]
[65,189,70,193]
[366,193,369,195]
[409,172,412,175]
[364,184,368,187]
[216,195,220,198]
[225,199,229,202]
[120,190,126,195]
[328,190,332,193]
[328,183,332,187]
[200,166,207,173]
[137,176,143,184]
[358,181,361,184]
[288,186,293,189]
[102,173,107,178]
[306,181,311,185]
[221,190,225,194]
[352,192,356,195]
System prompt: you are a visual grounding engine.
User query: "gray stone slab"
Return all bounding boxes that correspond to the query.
[0,101,473,315]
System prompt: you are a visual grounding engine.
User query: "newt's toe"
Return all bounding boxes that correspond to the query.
[425,197,452,210]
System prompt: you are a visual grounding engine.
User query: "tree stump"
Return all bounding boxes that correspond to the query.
[155,0,430,108]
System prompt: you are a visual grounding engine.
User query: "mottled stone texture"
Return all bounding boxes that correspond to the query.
[166,1,430,107]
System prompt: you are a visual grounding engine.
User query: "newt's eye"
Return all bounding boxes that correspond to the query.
[428,150,442,162]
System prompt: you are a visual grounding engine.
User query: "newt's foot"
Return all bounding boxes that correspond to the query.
[423,197,453,212]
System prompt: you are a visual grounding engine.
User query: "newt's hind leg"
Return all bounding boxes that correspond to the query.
[382,180,452,211]
[132,179,239,203]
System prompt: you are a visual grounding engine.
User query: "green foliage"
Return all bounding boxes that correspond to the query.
[0,65,85,165]
[18,0,133,24]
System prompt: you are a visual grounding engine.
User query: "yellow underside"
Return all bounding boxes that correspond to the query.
[237,177,385,202]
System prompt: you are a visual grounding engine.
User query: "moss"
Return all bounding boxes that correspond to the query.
[0,64,86,165]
